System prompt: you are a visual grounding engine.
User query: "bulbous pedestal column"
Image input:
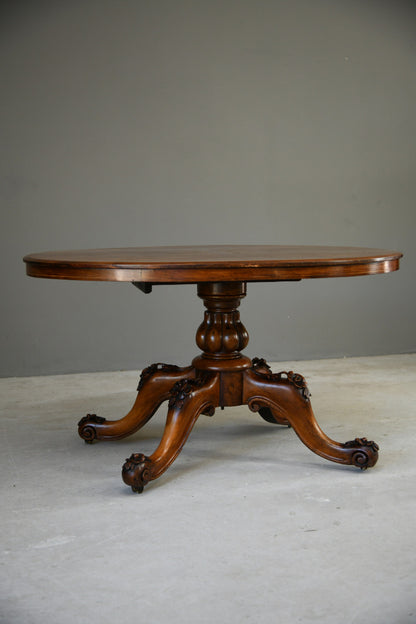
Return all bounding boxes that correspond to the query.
[192,282,251,407]
[193,282,251,372]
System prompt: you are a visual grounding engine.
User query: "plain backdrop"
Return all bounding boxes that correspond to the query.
[1,0,415,377]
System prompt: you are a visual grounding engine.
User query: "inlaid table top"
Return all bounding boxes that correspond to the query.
[24,245,402,284]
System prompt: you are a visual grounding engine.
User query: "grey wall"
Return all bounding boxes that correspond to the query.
[1,0,415,377]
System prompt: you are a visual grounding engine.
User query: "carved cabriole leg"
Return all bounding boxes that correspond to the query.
[122,374,219,493]
[243,361,379,470]
[78,364,194,443]
[122,282,250,492]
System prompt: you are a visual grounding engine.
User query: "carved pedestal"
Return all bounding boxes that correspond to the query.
[78,281,379,493]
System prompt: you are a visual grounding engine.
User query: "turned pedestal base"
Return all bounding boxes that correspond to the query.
[78,282,379,493]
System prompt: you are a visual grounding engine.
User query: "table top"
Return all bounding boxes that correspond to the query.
[24,245,402,284]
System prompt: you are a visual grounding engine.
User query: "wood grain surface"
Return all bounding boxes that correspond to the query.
[24,245,402,283]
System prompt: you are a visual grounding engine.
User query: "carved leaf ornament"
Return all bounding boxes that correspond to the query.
[251,358,311,401]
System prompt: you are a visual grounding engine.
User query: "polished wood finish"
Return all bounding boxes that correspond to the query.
[24,246,402,492]
[78,364,194,442]
[24,245,402,283]
[118,282,381,492]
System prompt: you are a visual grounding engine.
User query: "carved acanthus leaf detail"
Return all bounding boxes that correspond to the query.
[343,437,379,452]
[137,363,181,391]
[251,357,272,372]
[251,358,311,400]
[168,377,207,409]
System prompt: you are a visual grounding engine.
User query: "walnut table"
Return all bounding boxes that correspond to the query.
[24,245,402,493]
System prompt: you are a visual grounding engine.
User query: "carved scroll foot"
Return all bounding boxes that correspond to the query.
[244,359,379,470]
[122,374,219,492]
[78,363,194,443]
[341,438,379,470]
[78,414,107,443]
[122,453,152,493]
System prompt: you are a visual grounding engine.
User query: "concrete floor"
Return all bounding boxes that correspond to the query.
[1,354,415,624]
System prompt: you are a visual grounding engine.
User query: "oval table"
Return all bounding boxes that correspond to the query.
[24,245,402,493]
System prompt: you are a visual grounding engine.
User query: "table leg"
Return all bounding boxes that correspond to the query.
[122,373,219,493]
[78,363,194,443]
[243,359,379,469]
